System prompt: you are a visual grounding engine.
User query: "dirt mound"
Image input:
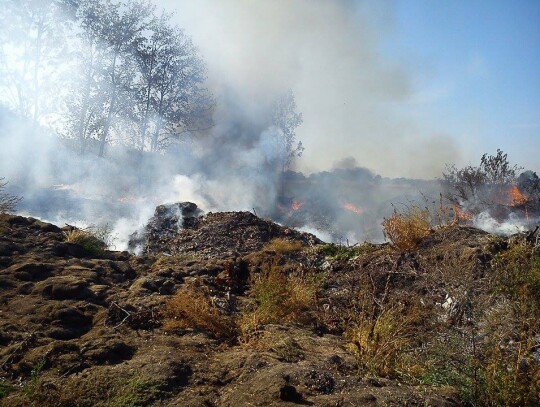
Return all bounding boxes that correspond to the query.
[168,210,323,258]
[133,203,323,257]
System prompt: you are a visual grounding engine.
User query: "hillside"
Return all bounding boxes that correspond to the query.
[0,209,539,406]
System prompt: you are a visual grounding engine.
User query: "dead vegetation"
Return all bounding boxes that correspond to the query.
[240,260,321,337]
[63,224,113,254]
[0,178,21,214]
[162,283,238,340]
[382,205,433,250]
[263,237,304,254]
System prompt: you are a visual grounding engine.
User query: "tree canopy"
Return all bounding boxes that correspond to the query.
[0,0,213,156]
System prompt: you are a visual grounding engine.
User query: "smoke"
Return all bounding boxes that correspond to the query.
[157,0,461,178]
[1,1,534,251]
[473,211,530,235]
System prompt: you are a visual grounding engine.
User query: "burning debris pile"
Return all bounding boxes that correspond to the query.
[442,150,540,234]
[130,202,322,258]
[128,202,202,254]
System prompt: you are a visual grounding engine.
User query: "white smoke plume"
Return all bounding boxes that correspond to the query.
[2,1,534,251]
[473,211,534,236]
[157,0,461,178]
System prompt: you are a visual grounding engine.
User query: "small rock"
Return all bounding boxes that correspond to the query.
[159,279,176,295]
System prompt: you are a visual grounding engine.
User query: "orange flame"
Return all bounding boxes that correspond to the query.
[342,202,364,215]
[453,204,473,223]
[291,200,304,211]
[509,185,528,206]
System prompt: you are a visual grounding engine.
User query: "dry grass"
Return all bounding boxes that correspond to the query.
[481,240,540,406]
[346,301,428,378]
[382,205,432,251]
[263,238,303,254]
[63,226,109,254]
[240,261,321,337]
[2,369,162,407]
[162,283,237,340]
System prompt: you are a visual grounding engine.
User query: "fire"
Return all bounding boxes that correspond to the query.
[453,204,473,223]
[291,200,304,211]
[342,202,364,215]
[509,185,528,206]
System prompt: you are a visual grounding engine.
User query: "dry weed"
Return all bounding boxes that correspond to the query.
[240,261,320,336]
[382,205,432,250]
[162,284,237,340]
[264,238,303,254]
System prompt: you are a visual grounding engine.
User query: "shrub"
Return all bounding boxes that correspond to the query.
[318,242,377,260]
[346,302,427,378]
[162,283,238,340]
[414,331,479,403]
[481,241,540,406]
[382,205,432,250]
[442,149,522,204]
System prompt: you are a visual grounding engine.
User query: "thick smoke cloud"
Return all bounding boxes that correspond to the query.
[157,0,461,178]
[5,0,528,250]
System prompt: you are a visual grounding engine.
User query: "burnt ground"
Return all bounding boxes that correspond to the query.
[0,210,538,406]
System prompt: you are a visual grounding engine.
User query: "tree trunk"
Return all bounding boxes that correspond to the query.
[77,86,91,154]
[99,50,119,157]
[140,51,155,150]
[32,18,44,123]
[99,91,116,157]
[150,94,165,152]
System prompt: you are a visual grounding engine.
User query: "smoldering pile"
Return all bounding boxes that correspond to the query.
[129,202,322,258]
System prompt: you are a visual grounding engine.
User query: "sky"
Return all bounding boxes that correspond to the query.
[388,0,540,174]
[157,0,540,178]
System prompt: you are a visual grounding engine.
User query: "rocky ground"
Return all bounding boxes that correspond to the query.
[0,206,538,406]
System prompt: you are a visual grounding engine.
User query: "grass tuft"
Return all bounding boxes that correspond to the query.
[64,224,113,254]
[382,205,432,251]
[162,283,238,340]
[264,238,303,254]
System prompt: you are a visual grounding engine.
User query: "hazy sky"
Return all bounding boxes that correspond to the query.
[389,0,540,175]
[156,0,539,178]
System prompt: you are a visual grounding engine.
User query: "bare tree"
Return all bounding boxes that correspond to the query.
[0,178,21,214]
[0,0,69,123]
[134,13,212,152]
[271,89,304,174]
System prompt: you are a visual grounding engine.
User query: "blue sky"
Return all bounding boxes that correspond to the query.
[385,0,540,171]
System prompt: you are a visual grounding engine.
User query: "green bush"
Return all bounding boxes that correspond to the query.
[0,381,13,399]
